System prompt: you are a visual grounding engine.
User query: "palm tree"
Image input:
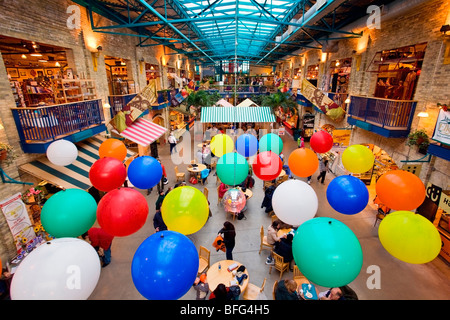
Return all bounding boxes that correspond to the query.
[262,91,298,116]
[183,90,222,119]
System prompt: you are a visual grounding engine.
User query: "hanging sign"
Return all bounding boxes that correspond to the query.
[432,109,450,145]
[301,79,346,122]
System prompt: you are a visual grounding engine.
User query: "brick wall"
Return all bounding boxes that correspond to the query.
[297,0,450,189]
[0,0,191,261]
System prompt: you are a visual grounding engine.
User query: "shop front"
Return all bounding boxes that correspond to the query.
[326,58,352,111]
[371,43,427,100]
[105,56,136,96]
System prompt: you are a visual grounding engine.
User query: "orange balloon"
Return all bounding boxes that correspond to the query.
[375,170,426,211]
[288,148,319,178]
[99,139,127,161]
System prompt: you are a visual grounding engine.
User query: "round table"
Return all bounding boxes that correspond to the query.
[236,187,253,199]
[207,260,249,293]
[187,164,207,179]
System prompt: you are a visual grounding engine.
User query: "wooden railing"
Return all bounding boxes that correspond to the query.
[11,99,105,142]
[348,95,417,129]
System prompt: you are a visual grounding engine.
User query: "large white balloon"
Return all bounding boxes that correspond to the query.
[10,238,101,300]
[272,179,318,227]
[46,140,78,166]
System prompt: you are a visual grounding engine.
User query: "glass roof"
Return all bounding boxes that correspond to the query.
[175,0,303,62]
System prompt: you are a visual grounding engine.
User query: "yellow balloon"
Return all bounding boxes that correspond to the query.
[161,186,209,235]
[378,211,442,264]
[210,134,234,157]
[342,145,375,173]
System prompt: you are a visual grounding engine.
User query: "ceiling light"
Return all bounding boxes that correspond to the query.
[21,54,27,59]
[38,59,48,63]
[55,61,61,67]
[336,60,340,66]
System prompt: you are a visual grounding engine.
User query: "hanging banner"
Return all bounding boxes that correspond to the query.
[0,193,36,253]
[432,109,450,145]
[301,79,346,122]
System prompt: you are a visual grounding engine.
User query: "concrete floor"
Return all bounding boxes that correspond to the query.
[88,131,450,300]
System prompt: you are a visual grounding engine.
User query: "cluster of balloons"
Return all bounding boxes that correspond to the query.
[375,170,440,264]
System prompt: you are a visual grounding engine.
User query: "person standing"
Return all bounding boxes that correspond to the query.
[317,158,329,184]
[218,221,236,260]
[153,209,167,232]
[168,132,177,154]
[83,227,114,267]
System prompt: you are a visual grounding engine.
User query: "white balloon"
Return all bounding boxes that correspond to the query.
[10,238,101,300]
[272,179,318,227]
[46,140,78,166]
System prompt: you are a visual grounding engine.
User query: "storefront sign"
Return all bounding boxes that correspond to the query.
[432,109,450,145]
[301,79,346,122]
[0,193,36,253]
[332,129,351,148]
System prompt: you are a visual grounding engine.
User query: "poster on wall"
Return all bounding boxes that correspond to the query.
[301,79,346,122]
[332,129,352,149]
[432,109,450,145]
[0,193,36,253]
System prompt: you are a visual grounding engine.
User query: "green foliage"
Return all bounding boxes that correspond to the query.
[261,91,298,115]
[0,142,18,166]
[407,129,430,149]
[184,90,221,113]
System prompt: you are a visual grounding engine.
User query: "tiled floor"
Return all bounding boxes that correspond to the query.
[88,131,450,300]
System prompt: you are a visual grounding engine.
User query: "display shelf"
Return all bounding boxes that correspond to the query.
[52,79,97,103]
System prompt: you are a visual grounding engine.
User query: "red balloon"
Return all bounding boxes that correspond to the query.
[97,188,148,237]
[89,157,127,192]
[252,151,282,181]
[310,130,334,154]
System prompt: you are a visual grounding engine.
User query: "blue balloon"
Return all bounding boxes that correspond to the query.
[131,231,199,300]
[235,134,258,157]
[127,156,162,189]
[326,175,369,215]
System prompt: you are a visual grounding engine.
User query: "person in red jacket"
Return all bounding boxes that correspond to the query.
[82,228,114,267]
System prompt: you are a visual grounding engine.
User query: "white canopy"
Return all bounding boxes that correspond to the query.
[236,98,259,108]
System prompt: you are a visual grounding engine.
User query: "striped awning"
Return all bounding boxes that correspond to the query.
[19,136,135,190]
[200,106,275,123]
[118,118,167,146]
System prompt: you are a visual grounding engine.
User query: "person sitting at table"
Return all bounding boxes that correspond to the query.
[318,286,358,300]
[275,279,299,300]
[209,283,234,301]
[240,174,255,189]
[265,220,282,265]
[218,182,228,199]
[261,184,276,213]
[193,273,210,300]
[273,233,294,270]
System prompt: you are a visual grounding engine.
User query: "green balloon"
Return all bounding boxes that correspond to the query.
[259,133,283,155]
[292,217,363,287]
[216,152,249,186]
[41,189,97,238]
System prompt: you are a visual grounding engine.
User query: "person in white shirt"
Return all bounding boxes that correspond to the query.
[168,132,177,154]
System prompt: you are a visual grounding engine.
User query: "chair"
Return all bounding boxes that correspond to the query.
[293,265,309,287]
[174,166,185,182]
[263,180,274,191]
[226,211,236,221]
[198,246,210,275]
[203,187,209,200]
[272,280,278,300]
[242,278,266,300]
[271,214,279,223]
[200,169,210,185]
[276,175,288,186]
[269,251,290,280]
[259,225,273,254]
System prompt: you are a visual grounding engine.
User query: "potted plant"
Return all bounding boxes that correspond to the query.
[407,129,430,154]
[0,142,17,165]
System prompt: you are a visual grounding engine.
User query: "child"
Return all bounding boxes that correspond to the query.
[193,273,210,300]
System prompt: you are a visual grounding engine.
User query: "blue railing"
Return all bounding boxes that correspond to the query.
[11,99,105,143]
[108,94,137,118]
[348,95,417,129]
